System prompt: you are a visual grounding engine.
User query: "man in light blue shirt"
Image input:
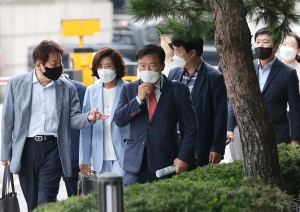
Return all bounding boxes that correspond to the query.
[257,57,276,91]
[1,40,109,211]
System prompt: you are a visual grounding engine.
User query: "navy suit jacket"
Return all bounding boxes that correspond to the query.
[228,58,300,144]
[169,62,228,166]
[114,76,197,174]
[68,79,87,167]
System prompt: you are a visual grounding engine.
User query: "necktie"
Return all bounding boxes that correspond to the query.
[148,86,157,121]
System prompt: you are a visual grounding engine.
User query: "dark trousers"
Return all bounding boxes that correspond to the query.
[62,167,79,197]
[19,139,62,212]
[124,149,173,187]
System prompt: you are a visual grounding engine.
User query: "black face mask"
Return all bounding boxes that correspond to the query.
[255,47,273,60]
[41,64,63,80]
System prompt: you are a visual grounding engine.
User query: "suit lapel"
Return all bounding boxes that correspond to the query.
[262,58,280,93]
[192,62,207,103]
[55,79,63,126]
[111,79,124,120]
[149,77,172,124]
[19,71,34,133]
[173,68,184,81]
[94,82,104,110]
[254,59,260,79]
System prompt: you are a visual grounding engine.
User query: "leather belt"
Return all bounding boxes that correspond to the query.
[27,135,57,141]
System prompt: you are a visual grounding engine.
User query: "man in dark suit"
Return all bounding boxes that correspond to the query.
[61,73,87,197]
[227,27,300,145]
[168,38,228,166]
[114,44,197,186]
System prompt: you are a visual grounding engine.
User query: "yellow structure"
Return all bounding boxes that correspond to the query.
[123,75,138,82]
[62,19,100,47]
[62,19,100,86]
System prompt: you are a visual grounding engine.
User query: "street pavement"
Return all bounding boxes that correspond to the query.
[0,104,69,212]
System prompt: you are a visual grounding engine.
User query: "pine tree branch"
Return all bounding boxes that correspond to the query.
[125,0,300,44]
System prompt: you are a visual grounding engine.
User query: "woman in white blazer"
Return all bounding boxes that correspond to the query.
[79,47,130,177]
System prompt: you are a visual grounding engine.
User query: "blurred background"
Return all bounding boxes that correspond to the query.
[1,0,300,103]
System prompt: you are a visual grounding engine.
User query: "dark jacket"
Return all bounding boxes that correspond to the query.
[169,61,228,166]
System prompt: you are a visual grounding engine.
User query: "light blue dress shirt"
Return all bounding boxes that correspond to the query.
[136,75,164,105]
[258,57,276,92]
[27,70,58,137]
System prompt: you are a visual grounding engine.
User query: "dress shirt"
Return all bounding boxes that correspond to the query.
[103,87,117,160]
[27,70,58,137]
[181,61,203,96]
[136,75,164,106]
[258,58,276,92]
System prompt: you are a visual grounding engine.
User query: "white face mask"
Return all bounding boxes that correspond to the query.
[97,69,117,83]
[280,46,297,61]
[140,70,161,84]
[173,54,188,68]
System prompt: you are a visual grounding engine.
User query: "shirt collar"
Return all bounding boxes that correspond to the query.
[33,69,38,84]
[184,60,203,76]
[33,69,54,87]
[258,57,276,69]
[153,74,164,89]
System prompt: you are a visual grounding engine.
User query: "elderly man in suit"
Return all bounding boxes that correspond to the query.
[60,73,87,197]
[0,40,108,211]
[227,27,300,145]
[168,38,228,166]
[114,44,197,186]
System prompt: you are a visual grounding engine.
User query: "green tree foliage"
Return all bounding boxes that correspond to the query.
[125,0,300,44]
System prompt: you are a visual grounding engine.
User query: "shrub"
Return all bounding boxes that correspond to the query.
[35,144,300,212]
[123,178,292,212]
[34,192,98,212]
[278,143,300,197]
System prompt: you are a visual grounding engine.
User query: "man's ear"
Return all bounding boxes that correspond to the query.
[62,64,64,74]
[161,62,165,72]
[274,44,279,52]
[35,60,41,69]
[190,49,197,58]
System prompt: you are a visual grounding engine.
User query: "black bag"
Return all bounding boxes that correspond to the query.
[0,165,20,212]
[77,170,99,196]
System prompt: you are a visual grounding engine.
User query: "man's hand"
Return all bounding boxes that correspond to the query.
[87,108,109,121]
[137,83,154,101]
[209,152,222,164]
[227,131,234,142]
[2,160,11,166]
[173,158,188,173]
[79,164,91,178]
[291,140,300,146]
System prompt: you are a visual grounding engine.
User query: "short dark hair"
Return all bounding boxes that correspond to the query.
[172,38,204,56]
[91,47,127,79]
[136,44,165,64]
[254,27,271,41]
[32,40,64,65]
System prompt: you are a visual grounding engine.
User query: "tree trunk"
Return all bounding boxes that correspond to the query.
[209,0,282,188]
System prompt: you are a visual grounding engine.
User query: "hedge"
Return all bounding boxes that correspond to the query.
[34,144,300,212]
